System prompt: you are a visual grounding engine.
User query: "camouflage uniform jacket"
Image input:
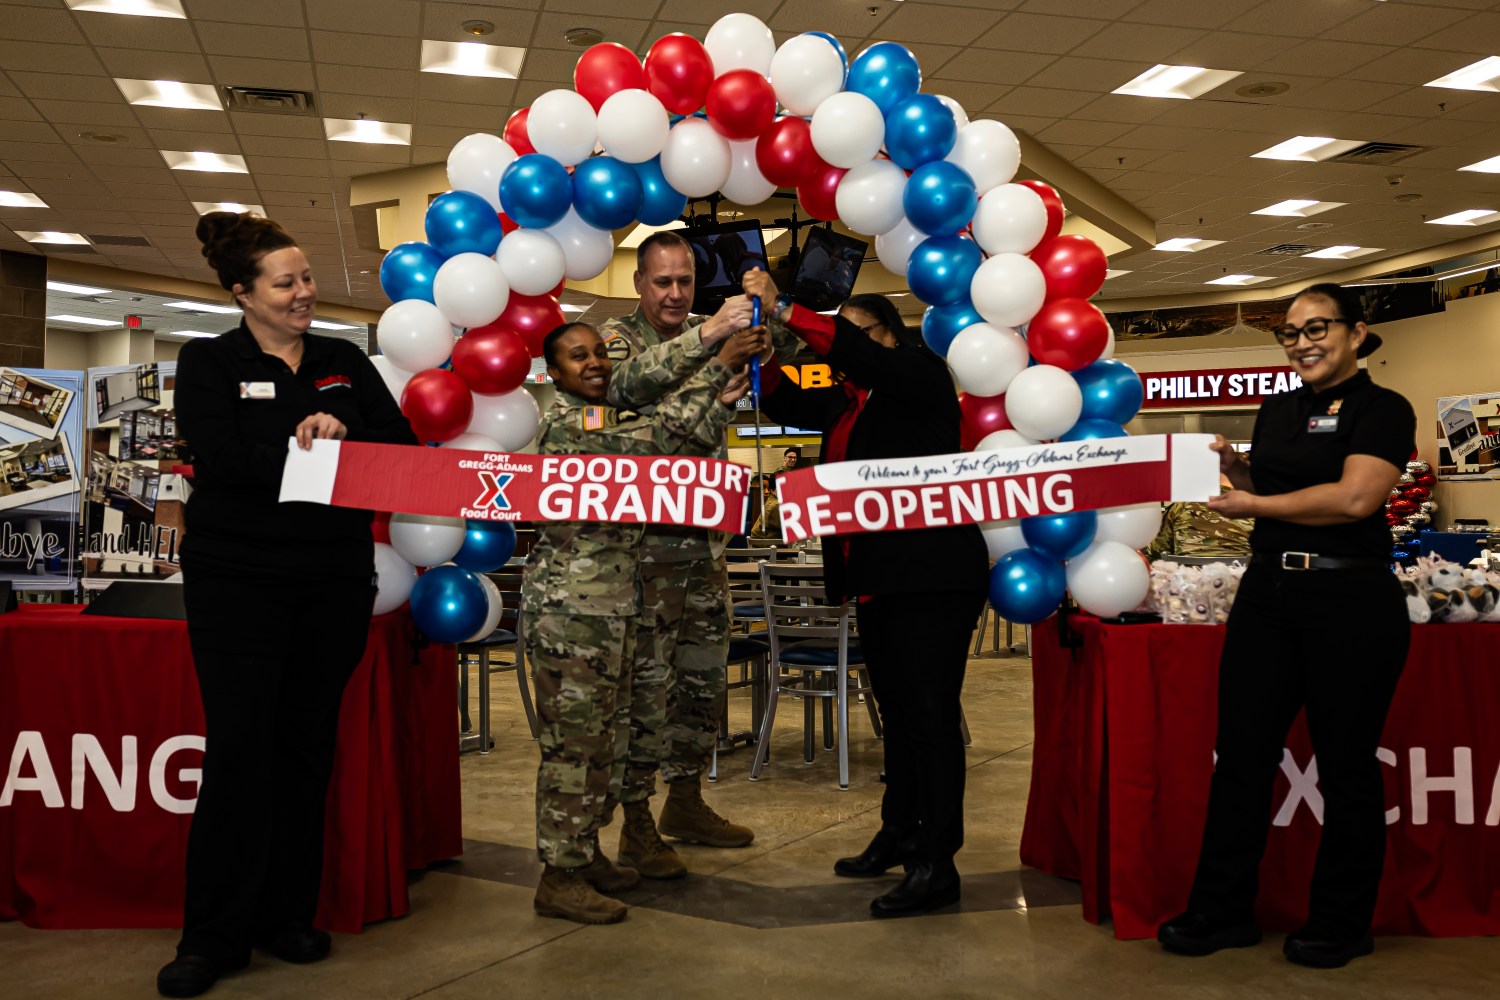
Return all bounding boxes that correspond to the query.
[1143,487,1255,561]
[523,343,737,618]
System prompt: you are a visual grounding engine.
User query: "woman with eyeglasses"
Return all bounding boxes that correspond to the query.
[1158,283,1416,969]
[741,270,989,919]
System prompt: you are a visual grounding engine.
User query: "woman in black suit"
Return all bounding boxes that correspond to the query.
[741,271,989,917]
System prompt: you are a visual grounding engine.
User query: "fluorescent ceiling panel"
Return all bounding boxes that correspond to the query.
[619,220,687,249]
[115,78,221,111]
[1252,199,1345,218]
[308,319,359,330]
[1153,237,1224,252]
[1104,269,1131,279]
[65,0,185,17]
[0,191,48,208]
[192,201,267,216]
[1251,136,1365,162]
[1302,246,1382,260]
[1205,274,1269,286]
[1426,56,1500,92]
[1112,64,1243,100]
[419,40,527,79]
[47,280,111,294]
[17,231,90,244]
[1458,154,1500,174]
[1427,210,1500,226]
[324,118,412,145]
[164,300,240,314]
[161,150,249,173]
[49,314,118,326]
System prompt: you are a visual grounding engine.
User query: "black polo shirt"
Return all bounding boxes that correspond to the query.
[175,322,417,579]
[1248,369,1416,559]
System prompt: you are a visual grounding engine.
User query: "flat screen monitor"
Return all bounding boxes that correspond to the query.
[684,220,767,315]
[791,226,868,311]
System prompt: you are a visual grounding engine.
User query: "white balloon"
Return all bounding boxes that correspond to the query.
[810,91,885,169]
[946,322,1029,398]
[977,429,1038,451]
[946,119,1021,196]
[721,139,776,205]
[970,252,1047,329]
[770,34,846,116]
[372,542,418,615]
[596,88,670,164]
[376,299,455,374]
[980,519,1026,562]
[528,89,597,167]
[467,387,541,451]
[389,513,466,568]
[545,207,615,281]
[1005,364,1083,441]
[874,215,926,277]
[446,133,516,211]
[704,12,776,76]
[972,183,1049,256]
[370,355,412,404]
[661,118,732,198]
[464,575,505,643]
[1094,503,1163,551]
[441,432,505,452]
[496,228,567,296]
[433,253,510,329]
[934,95,970,132]
[836,159,908,236]
[1098,321,1116,360]
[1066,540,1151,618]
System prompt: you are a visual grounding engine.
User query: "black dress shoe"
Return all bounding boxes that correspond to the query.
[1157,911,1262,956]
[257,926,332,964]
[157,955,222,998]
[869,861,960,918]
[834,828,920,878]
[1284,929,1374,969]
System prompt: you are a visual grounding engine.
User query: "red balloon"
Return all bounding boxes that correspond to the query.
[400,369,474,443]
[959,392,1013,451]
[705,69,777,141]
[1414,470,1436,488]
[1016,180,1065,243]
[1033,234,1107,301]
[373,512,391,545]
[548,277,567,299]
[1402,485,1432,502]
[503,108,535,157]
[498,211,520,236]
[645,33,714,115]
[498,292,567,358]
[574,42,648,112]
[452,325,532,396]
[1027,298,1109,371]
[1389,498,1418,516]
[797,161,847,222]
[756,116,817,188]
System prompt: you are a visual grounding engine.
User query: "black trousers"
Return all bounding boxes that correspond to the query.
[1186,564,1409,939]
[857,588,985,865]
[177,563,375,966]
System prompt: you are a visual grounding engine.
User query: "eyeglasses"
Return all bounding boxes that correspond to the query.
[856,321,885,335]
[1272,317,1347,347]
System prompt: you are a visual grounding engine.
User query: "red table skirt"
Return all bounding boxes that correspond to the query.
[1021,615,1500,940]
[0,604,462,933]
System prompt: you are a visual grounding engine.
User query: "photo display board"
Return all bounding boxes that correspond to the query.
[0,367,86,590]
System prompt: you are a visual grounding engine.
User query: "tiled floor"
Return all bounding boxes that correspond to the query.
[4,629,1497,999]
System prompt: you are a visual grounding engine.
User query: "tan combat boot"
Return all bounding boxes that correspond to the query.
[659,776,755,848]
[581,852,641,893]
[616,800,687,879]
[533,865,628,924]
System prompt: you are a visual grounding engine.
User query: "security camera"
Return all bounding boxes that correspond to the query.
[1387,174,1405,186]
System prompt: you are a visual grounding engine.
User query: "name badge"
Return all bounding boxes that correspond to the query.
[240,381,276,400]
[1308,415,1339,433]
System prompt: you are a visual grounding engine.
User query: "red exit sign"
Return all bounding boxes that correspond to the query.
[1142,366,1303,408]
[124,315,142,329]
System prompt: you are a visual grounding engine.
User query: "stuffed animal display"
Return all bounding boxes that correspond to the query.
[1396,555,1500,623]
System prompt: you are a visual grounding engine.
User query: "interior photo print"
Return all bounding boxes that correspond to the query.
[0,425,79,513]
[0,368,73,441]
[92,364,163,426]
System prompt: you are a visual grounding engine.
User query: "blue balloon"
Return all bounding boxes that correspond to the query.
[630,156,688,226]
[1021,510,1098,561]
[806,31,849,78]
[1059,418,1127,442]
[499,153,573,230]
[903,160,978,237]
[907,235,982,308]
[921,300,982,356]
[885,94,957,170]
[409,565,489,644]
[425,190,503,258]
[846,41,922,117]
[1073,359,1145,425]
[989,549,1067,625]
[380,241,447,304]
[572,156,644,232]
[453,520,518,573]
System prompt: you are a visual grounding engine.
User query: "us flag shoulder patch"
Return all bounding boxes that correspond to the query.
[582,405,605,431]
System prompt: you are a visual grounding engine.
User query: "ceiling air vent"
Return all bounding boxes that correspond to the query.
[221,86,317,115]
[1259,244,1320,255]
[87,234,152,247]
[1327,142,1427,166]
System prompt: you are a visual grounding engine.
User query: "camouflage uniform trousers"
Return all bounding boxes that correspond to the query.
[620,554,730,801]
[527,611,637,869]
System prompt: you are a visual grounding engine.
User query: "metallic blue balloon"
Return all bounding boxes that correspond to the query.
[499,153,573,230]
[409,565,489,644]
[907,235,982,308]
[380,241,447,304]
[630,156,688,226]
[1021,510,1098,561]
[989,549,1067,625]
[885,94,957,170]
[846,41,922,117]
[1059,418,1127,442]
[903,160,978,237]
[425,190,503,258]
[1073,359,1145,425]
[572,156,644,232]
[921,300,982,356]
[453,520,518,573]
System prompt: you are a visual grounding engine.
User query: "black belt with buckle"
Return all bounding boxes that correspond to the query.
[1251,552,1391,571]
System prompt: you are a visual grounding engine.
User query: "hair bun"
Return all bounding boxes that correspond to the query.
[194,211,297,291]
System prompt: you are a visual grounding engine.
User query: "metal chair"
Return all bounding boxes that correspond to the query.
[708,634,770,782]
[724,546,798,633]
[458,568,536,754]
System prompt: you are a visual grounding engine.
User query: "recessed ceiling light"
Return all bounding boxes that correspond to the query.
[1112,64,1243,100]
[115,78,221,111]
[1104,269,1131,279]
[64,0,185,17]
[48,314,119,326]
[161,150,249,173]
[165,330,218,338]
[46,280,111,294]
[619,220,687,249]
[1251,136,1366,162]
[1205,274,1270,286]
[1428,209,1500,226]
[559,305,590,315]
[1252,199,1345,218]
[1426,56,1500,92]
[308,319,359,330]
[420,40,527,79]
[0,190,48,208]
[1153,237,1225,252]
[324,118,412,145]
[1458,154,1500,174]
[762,227,789,244]
[17,231,90,245]
[192,201,267,216]
[164,300,240,314]
[1302,246,1383,260]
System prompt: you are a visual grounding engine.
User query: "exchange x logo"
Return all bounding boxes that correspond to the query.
[474,472,514,510]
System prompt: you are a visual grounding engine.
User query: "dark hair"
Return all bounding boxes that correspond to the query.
[844,293,924,350]
[636,230,692,272]
[1291,282,1366,325]
[195,211,298,292]
[784,447,800,458]
[541,321,596,368]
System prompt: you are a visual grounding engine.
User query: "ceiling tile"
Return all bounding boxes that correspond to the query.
[976,12,1110,54]
[1253,39,1395,79]
[306,0,419,37]
[29,100,137,127]
[242,155,331,177]
[206,55,317,91]
[530,12,649,50]
[237,134,327,159]
[930,48,1056,86]
[1017,0,1138,17]
[0,3,88,43]
[0,140,81,163]
[422,3,539,44]
[1319,2,1468,45]
[315,66,419,99]
[879,2,1007,45]
[1279,79,1408,114]
[131,108,233,133]
[0,41,103,76]
[1026,55,1156,93]
[309,30,417,69]
[93,48,214,82]
[75,11,200,52]
[1410,11,1500,56]
[1224,0,1365,39]
[927,82,1012,115]
[769,0,894,38]
[228,112,326,139]
[1167,30,1290,69]
[315,92,415,122]
[1345,46,1484,87]
[195,21,312,61]
[521,47,583,83]
[69,146,166,168]
[0,97,42,123]
[1068,23,1210,63]
[987,86,1095,119]
[181,0,307,25]
[1070,93,1174,126]
[415,74,519,109]
[1125,0,1265,30]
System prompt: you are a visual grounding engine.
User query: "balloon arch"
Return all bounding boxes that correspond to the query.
[372,13,1159,642]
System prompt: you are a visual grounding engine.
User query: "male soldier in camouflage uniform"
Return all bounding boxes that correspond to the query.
[526,320,762,923]
[598,230,801,877]
[1143,485,1255,561]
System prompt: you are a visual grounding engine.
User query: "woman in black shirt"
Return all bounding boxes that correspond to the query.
[158,213,416,998]
[1159,283,1416,969]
